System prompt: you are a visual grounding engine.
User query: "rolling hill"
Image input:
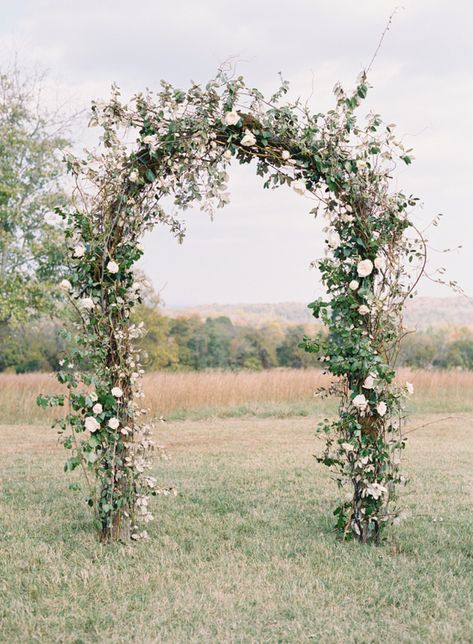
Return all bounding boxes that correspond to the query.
[166,297,473,330]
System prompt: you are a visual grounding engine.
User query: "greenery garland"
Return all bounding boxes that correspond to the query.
[38,67,424,543]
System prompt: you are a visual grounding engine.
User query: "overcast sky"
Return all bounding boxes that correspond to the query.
[1,0,472,306]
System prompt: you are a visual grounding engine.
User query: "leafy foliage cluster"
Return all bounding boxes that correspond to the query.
[0,64,70,326]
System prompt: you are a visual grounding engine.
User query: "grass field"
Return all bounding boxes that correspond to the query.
[1,408,473,642]
[2,368,473,424]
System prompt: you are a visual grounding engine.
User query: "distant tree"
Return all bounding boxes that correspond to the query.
[442,339,473,370]
[277,325,319,368]
[205,316,235,368]
[134,305,179,370]
[231,327,264,370]
[258,322,285,367]
[398,331,440,368]
[0,318,65,372]
[168,315,208,370]
[0,62,72,325]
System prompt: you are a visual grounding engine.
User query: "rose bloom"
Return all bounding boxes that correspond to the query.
[92,403,103,414]
[108,417,120,430]
[352,393,368,411]
[111,386,123,398]
[376,401,387,417]
[374,255,386,271]
[363,374,375,389]
[224,110,240,126]
[129,170,139,182]
[85,416,100,433]
[349,280,359,291]
[281,150,291,160]
[107,260,119,274]
[326,228,341,249]
[240,129,256,147]
[80,297,95,310]
[223,149,232,160]
[358,304,370,315]
[60,279,72,291]
[366,482,387,499]
[73,244,85,258]
[45,212,62,226]
[357,259,373,277]
[292,179,306,195]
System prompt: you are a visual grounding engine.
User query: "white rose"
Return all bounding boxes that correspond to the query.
[107,260,119,274]
[223,149,232,160]
[136,242,144,252]
[374,255,386,271]
[352,393,368,411]
[85,416,100,433]
[406,381,414,395]
[142,134,156,145]
[366,482,387,499]
[363,374,375,389]
[45,212,62,226]
[224,110,240,126]
[349,280,359,291]
[240,129,256,147]
[108,417,120,429]
[111,386,123,398]
[376,401,387,417]
[92,403,103,414]
[292,179,306,195]
[358,304,370,316]
[357,259,373,277]
[281,150,291,160]
[80,297,95,310]
[73,244,85,258]
[60,279,72,291]
[129,170,139,182]
[326,228,341,249]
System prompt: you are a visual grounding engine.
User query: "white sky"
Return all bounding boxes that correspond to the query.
[1,0,472,306]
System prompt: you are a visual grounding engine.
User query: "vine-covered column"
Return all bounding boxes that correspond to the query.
[302,86,420,542]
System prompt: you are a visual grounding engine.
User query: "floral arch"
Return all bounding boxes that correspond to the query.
[40,68,422,544]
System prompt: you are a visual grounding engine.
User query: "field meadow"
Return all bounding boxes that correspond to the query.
[1,369,473,642]
[2,367,473,425]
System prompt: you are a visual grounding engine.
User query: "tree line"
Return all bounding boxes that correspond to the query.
[3,305,473,374]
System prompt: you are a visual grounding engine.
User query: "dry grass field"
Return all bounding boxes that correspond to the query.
[1,369,473,642]
[1,367,473,424]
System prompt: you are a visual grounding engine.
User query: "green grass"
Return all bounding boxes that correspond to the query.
[1,415,473,642]
[162,396,473,421]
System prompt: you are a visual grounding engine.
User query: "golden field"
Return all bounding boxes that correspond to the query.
[1,367,473,425]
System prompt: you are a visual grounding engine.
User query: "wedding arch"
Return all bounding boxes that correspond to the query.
[39,67,423,543]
